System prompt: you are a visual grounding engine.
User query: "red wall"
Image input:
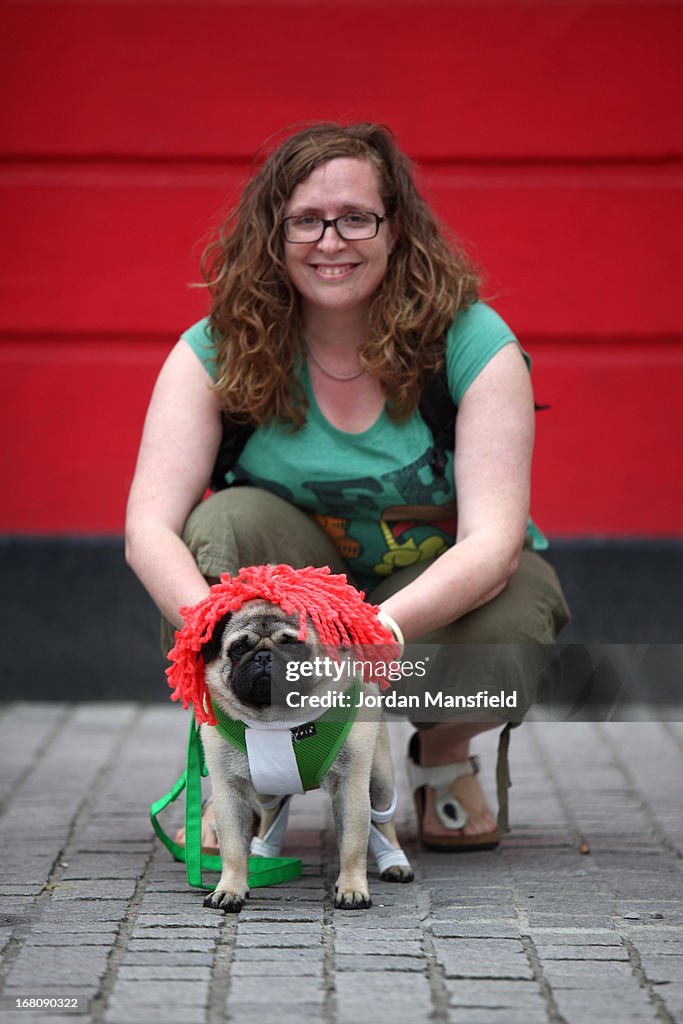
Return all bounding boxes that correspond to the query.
[1,1,681,535]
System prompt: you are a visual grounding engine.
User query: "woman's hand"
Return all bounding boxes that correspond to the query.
[125,339,223,627]
[379,341,534,639]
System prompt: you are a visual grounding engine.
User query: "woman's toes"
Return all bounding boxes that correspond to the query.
[173,807,218,848]
[450,775,496,836]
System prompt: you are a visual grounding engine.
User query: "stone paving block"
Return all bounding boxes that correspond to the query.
[232,946,325,963]
[624,932,683,953]
[449,1011,549,1024]
[636,952,683,983]
[236,921,328,936]
[36,914,124,932]
[60,854,148,880]
[131,918,219,933]
[231,930,324,949]
[228,976,325,1002]
[335,972,432,1024]
[26,932,118,947]
[431,937,532,981]
[121,952,215,967]
[426,902,516,922]
[50,881,136,901]
[1,747,63,808]
[658,981,683,1015]
[126,937,216,953]
[334,954,425,972]
[105,1002,205,1024]
[116,965,213,981]
[107,979,210,1005]
[226,1001,326,1024]
[237,906,323,922]
[534,943,629,960]
[334,935,422,956]
[617,902,683,926]
[332,913,420,930]
[430,921,520,939]
[0,886,43,899]
[524,927,620,944]
[230,959,324,977]
[444,978,544,1009]
[7,946,109,988]
[127,927,218,945]
[525,913,617,929]
[552,987,659,1023]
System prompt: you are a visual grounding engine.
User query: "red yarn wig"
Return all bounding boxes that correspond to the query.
[166,564,397,725]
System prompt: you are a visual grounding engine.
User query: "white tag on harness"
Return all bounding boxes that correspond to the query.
[245,727,304,796]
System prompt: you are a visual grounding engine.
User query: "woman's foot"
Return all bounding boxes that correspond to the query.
[409,728,501,850]
[417,769,498,844]
[174,798,219,854]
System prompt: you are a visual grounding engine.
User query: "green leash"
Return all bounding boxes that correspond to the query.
[150,716,301,892]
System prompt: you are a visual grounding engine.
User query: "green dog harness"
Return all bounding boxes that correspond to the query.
[151,680,360,891]
[211,678,360,794]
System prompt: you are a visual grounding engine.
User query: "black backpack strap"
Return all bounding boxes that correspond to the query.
[419,366,457,478]
[418,366,549,480]
[210,413,255,492]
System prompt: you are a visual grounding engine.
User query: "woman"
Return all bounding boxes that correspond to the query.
[126,122,569,851]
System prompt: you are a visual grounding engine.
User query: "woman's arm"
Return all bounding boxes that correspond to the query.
[125,339,223,628]
[378,341,534,640]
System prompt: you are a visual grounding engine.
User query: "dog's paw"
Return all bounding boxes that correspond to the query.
[203,889,249,914]
[380,863,415,884]
[334,887,372,910]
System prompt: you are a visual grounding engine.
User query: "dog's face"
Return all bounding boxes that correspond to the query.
[202,599,338,723]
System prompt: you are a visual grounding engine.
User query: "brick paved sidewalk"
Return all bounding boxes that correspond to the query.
[0,703,681,1024]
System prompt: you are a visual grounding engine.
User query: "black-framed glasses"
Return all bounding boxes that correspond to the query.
[282,211,386,243]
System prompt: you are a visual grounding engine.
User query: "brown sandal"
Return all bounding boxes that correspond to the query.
[408,736,500,852]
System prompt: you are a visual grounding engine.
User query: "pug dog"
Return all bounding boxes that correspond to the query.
[198,599,414,912]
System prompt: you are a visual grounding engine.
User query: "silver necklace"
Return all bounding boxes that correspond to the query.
[305,342,365,382]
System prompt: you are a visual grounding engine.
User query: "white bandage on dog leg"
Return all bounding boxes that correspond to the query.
[369,790,410,873]
[370,789,398,824]
[250,797,291,858]
[368,824,411,874]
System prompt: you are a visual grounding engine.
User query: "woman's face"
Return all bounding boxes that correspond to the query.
[282,157,396,324]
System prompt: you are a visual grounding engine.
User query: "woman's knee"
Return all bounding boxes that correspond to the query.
[433,551,570,646]
[182,486,348,580]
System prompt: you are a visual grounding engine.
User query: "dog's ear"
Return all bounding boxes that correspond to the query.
[201,613,233,664]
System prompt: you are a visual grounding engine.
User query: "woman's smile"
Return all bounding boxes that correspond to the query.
[309,262,359,280]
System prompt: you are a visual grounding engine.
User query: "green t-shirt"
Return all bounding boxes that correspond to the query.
[182,302,547,589]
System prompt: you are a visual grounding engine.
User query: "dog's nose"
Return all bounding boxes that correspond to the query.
[231,649,273,705]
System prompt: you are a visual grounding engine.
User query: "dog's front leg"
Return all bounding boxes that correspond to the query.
[330,777,372,909]
[201,732,252,913]
[326,736,374,910]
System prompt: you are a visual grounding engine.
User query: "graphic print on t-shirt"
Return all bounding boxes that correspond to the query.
[234,443,457,585]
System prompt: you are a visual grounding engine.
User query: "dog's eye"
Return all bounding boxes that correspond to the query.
[279,634,304,645]
[229,638,253,658]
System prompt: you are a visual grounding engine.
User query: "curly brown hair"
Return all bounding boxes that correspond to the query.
[200,122,481,427]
